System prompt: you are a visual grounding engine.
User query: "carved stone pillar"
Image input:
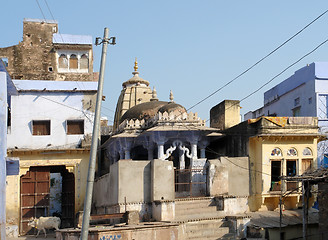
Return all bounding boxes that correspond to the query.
[157,141,165,160]
[179,148,185,169]
[118,137,133,160]
[143,137,154,160]
[152,133,167,161]
[199,140,209,159]
[124,149,131,160]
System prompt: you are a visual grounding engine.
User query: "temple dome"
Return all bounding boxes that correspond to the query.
[120,101,187,124]
[122,71,149,87]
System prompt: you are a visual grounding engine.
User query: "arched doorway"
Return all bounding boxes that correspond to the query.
[20,166,75,235]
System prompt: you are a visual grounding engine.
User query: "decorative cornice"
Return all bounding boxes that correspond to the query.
[115,111,205,134]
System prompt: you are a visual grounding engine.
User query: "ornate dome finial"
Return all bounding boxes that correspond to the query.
[169,90,174,102]
[134,57,138,72]
[151,86,158,101]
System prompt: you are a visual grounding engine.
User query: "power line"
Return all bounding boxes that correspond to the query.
[43,0,55,21]
[200,36,328,124]
[35,0,47,21]
[239,37,328,106]
[186,8,328,113]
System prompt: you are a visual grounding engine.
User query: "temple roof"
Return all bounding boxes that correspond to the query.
[120,101,187,124]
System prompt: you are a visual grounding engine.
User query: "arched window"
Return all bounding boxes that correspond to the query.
[271,148,282,156]
[80,54,89,70]
[69,54,78,69]
[287,148,298,157]
[58,54,68,68]
[303,147,312,156]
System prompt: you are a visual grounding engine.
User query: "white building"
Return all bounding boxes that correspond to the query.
[7,80,97,150]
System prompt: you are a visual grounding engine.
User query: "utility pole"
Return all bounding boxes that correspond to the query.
[302,180,307,240]
[80,28,116,240]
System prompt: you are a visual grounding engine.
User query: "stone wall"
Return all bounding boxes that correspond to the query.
[0,20,95,81]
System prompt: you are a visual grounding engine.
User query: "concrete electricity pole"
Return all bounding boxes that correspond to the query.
[80,28,116,240]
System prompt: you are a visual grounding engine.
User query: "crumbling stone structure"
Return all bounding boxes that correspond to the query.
[0,18,97,81]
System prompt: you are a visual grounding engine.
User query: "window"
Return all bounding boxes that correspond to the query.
[67,120,84,135]
[303,147,312,156]
[59,54,68,68]
[271,148,282,157]
[57,52,89,72]
[294,97,300,106]
[287,148,297,156]
[32,120,50,135]
[286,160,297,190]
[286,160,296,176]
[69,54,78,69]
[80,54,89,69]
[271,161,281,191]
[292,106,301,116]
[318,94,328,119]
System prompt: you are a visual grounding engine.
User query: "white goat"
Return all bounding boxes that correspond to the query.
[28,216,61,237]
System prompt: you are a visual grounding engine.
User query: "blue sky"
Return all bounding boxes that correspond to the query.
[1,1,328,124]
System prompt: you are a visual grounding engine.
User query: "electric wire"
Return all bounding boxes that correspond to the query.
[186,8,328,113]
[35,0,47,21]
[200,36,328,124]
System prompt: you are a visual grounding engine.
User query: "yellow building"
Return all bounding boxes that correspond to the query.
[6,149,90,234]
[219,116,320,211]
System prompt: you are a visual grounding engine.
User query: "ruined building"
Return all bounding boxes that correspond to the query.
[0,18,97,82]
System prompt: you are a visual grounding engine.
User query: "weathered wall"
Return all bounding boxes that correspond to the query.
[207,159,228,196]
[93,159,175,221]
[94,160,152,207]
[210,100,240,130]
[221,157,249,197]
[118,160,151,204]
[7,89,96,150]
[5,175,19,227]
[6,151,90,226]
[0,19,95,82]
[151,159,174,201]
[56,224,180,240]
[268,224,321,240]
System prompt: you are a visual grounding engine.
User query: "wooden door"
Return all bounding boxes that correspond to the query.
[61,170,75,228]
[20,167,50,235]
[302,159,312,173]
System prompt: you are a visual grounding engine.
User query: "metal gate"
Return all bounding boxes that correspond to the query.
[174,168,207,198]
[20,167,50,235]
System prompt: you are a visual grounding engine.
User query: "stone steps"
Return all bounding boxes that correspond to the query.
[184,220,232,240]
[174,198,236,240]
[175,197,223,221]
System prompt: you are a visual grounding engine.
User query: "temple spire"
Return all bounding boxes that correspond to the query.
[170,90,174,102]
[134,57,138,72]
[151,87,158,101]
